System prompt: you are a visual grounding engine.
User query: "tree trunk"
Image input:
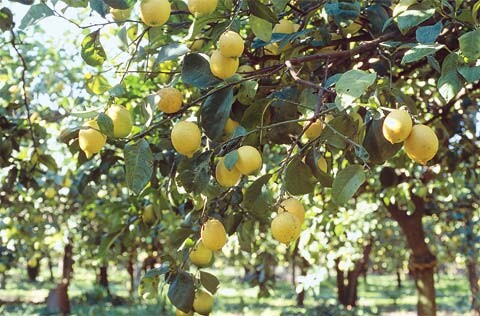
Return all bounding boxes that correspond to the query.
[27,264,39,282]
[396,269,402,289]
[336,241,373,308]
[58,242,73,315]
[296,257,309,307]
[0,272,5,289]
[467,259,480,316]
[48,254,54,282]
[127,254,135,295]
[385,195,437,316]
[98,265,110,295]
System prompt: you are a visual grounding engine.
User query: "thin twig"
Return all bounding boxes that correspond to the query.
[10,30,37,149]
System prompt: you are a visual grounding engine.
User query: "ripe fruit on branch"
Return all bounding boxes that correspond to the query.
[171,121,201,158]
[157,87,183,114]
[188,0,218,16]
[175,309,193,316]
[404,124,438,165]
[235,145,262,175]
[142,205,156,226]
[210,50,239,79]
[110,7,132,22]
[106,105,132,138]
[215,157,241,187]
[317,156,327,173]
[140,0,171,27]
[79,120,106,159]
[193,288,214,315]
[45,187,56,199]
[271,212,301,244]
[189,240,213,267]
[223,118,239,135]
[382,109,413,144]
[304,120,323,140]
[218,31,244,58]
[201,219,227,251]
[279,197,305,222]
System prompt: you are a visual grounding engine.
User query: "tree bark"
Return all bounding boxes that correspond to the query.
[27,264,39,282]
[98,265,110,295]
[296,257,309,307]
[467,259,480,316]
[47,254,54,282]
[127,253,135,295]
[385,195,437,316]
[336,241,373,307]
[58,241,73,315]
[0,272,5,289]
[396,269,402,289]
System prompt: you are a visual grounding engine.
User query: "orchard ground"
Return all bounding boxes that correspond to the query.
[0,266,470,316]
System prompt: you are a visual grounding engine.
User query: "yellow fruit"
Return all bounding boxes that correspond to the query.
[317,156,327,173]
[264,43,279,55]
[279,197,305,222]
[27,257,38,268]
[382,109,413,144]
[224,118,239,134]
[216,157,241,187]
[171,121,202,158]
[142,205,156,225]
[271,212,301,244]
[210,50,239,79]
[79,120,106,159]
[190,38,204,51]
[235,145,262,175]
[188,0,218,16]
[218,31,244,57]
[189,240,213,267]
[273,19,296,34]
[45,187,56,199]
[176,310,193,316]
[106,105,132,138]
[140,0,171,27]
[110,7,132,21]
[193,288,214,315]
[404,124,438,164]
[0,262,6,273]
[304,120,323,140]
[201,219,227,251]
[157,87,183,114]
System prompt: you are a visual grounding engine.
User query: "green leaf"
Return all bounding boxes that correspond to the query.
[200,271,219,295]
[103,0,136,9]
[324,2,361,27]
[81,30,107,67]
[285,158,316,195]
[223,150,238,171]
[176,152,211,194]
[125,139,153,195]
[138,274,159,300]
[86,74,111,95]
[438,72,462,103]
[332,165,366,205]
[170,228,194,249]
[168,272,195,313]
[362,119,402,165]
[69,106,104,118]
[416,21,442,44]
[96,113,114,138]
[459,29,480,61]
[19,4,53,30]
[0,7,13,31]
[38,154,58,172]
[200,87,234,140]
[237,80,259,105]
[401,44,444,64]
[458,65,480,83]
[155,43,189,67]
[145,266,170,278]
[243,174,272,220]
[250,15,273,42]
[181,53,221,89]
[335,70,376,110]
[396,7,435,35]
[247,0,277,24]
